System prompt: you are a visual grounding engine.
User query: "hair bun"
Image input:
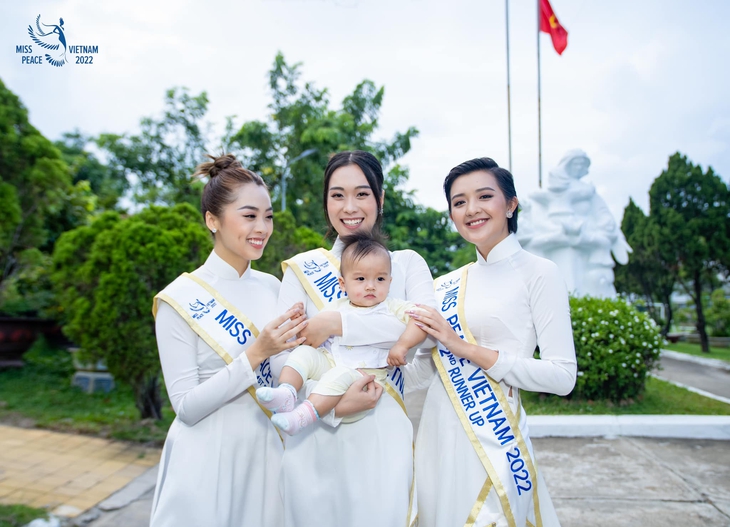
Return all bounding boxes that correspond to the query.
[208,154,239,178]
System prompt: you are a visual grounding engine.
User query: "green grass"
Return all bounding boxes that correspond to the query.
[522,376,730,415]
[664,341,730,363]
[0,504,47,527]
[0,338,174,445]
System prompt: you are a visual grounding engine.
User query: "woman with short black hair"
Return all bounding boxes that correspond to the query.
[411,158,576,527]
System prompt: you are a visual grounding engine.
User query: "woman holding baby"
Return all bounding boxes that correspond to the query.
[275,150,437,527]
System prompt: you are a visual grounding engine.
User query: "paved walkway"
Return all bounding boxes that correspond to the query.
[0,425,159,519]
[656,353,730,400]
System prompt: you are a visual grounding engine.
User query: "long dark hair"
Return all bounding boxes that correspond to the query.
[322,151,384,236]
[443,157,519,234]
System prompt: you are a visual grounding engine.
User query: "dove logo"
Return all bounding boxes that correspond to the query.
[17,15,100,68]
[27,15,67,67]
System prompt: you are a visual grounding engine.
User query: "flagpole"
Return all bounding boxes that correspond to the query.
[536,0,543,188]
[505,0,512,172]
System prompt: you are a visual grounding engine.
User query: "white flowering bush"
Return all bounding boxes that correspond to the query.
[569,296,662,402]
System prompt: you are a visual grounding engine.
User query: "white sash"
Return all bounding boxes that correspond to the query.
[433,265,542,527]
[152,272,279,430]
[283,248,417,527]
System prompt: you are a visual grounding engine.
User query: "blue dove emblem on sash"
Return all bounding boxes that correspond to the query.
[436,278,459,292]
[188,299,209,313]
[303,259,327,276]
[28,15,67,67]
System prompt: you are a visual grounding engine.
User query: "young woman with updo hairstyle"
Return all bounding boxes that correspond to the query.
[150,154,307,527]
[410,158,577,527]
[273,150,438,527]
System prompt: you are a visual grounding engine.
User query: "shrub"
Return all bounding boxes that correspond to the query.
[569,296,662,402]
[52,204,212,419]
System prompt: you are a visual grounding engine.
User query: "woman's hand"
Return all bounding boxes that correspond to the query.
[246,303,307,369]
[333,371,383,418]
[407,305,466,355]
[299,310,342,347]
[409,305,500,370]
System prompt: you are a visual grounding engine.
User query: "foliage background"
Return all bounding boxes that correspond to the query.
[52,204,212,418]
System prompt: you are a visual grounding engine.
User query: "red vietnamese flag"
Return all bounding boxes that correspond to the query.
[539,0,568,55]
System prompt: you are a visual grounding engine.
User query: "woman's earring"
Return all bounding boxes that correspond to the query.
[380,208,384,215]
[211,228,217,234]
[506,210,513,219]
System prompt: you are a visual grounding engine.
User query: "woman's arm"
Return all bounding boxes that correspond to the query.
[280,266,346,349]
[156,302,260,426]
[485,262,577,396]
[157,302,307,426]
[412,263,577,396]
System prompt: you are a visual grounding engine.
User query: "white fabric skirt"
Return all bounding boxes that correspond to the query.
[415,376,561,527]
[150,392,284,527]
[280,388,414,527]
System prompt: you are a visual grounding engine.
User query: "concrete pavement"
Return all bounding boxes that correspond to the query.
[538,436,730,526]
[82,435,730,527]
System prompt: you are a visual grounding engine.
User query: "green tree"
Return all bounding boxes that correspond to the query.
[52,204,212,419]
[97,88,209,207]
[227,53,463,275]
[55,131,125,210]
[615,198,675,335]
[649,153,730,352]
[383,165,464,276]
[0,78,92,315]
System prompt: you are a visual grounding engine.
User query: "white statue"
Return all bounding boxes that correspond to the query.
[517,149,631,298]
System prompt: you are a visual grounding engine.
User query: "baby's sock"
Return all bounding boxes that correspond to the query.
[271,400,319,436]
[256,383,297,413]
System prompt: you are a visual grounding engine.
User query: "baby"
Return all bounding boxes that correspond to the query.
[256,231,425,435]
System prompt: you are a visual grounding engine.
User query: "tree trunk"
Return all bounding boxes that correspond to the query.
[662,295,673,338]
[135,375,163,420]
[693,272,710,353]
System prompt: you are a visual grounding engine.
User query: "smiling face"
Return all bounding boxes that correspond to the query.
[326,164,381,237]
[205,182,273,274]
[449,170,517,258]
[338,250,392,308]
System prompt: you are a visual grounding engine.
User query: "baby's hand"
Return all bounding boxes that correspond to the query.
[387,345,408,367]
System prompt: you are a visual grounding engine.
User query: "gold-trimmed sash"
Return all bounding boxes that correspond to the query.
[432,265,542,527]
[282,248,345,311]
[153,273,280,439]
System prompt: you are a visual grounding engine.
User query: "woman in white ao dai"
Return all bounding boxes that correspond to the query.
[150,156,307,527]
[411,159,577,527]
[274,151,437,527]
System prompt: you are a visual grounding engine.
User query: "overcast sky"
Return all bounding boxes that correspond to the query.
[2,0,729,223]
